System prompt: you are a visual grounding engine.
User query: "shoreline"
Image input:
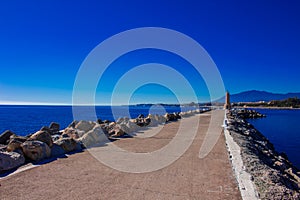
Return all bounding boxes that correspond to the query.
[224,109,300,199]
[0,108,209,175]
[0,110,242,199]
[235,106,300,110]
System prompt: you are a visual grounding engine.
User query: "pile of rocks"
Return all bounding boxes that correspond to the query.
[0,122,82,173]
[226,110,300,199]
[231,109,266,119]
[0,108,210,174]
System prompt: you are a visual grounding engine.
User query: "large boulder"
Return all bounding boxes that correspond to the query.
[30,130,53,147]
[0,151,25,172]
[109,124,125,137]
[49,122,60,133]
[6,136,27,152]
[68,120,78,128]
[21,140,51,161]
[119,120,138,134]
[54,138,81,153]
[50,144,65,157]
[78,125,107,148]
[75,121,96,132]
[0,130,15,145]
[7,139,22,152]
[62,127,85,139]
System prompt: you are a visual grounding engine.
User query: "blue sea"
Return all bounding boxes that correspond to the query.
[247,109,300,169]
[1,106,299,169]
[0,105,196,136]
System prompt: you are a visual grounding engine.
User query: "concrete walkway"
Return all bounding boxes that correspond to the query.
[0,110,241,200]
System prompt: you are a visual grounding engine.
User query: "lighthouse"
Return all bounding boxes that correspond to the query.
[224,91,231,109]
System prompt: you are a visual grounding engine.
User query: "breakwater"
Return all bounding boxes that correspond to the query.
[0,108,208,174]
[225,109,300,199]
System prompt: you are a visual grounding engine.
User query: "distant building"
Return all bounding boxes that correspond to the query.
[224,91,231,109]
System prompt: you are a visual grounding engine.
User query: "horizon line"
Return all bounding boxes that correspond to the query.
[0,101,213,106]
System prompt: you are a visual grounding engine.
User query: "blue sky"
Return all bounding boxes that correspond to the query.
[0,0,300,105]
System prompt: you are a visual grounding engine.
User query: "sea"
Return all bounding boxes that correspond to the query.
[1,106,299,169]
[247,108,300,169]
[0,105,197,136]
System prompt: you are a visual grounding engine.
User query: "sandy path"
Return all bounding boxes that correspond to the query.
[0,110,241,200]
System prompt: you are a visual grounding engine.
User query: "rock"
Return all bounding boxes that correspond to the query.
[0,151,25,172]
[9,135,27,142]
[274,161,287,171]
[78,125,107,148]
[138,114,144,118]
[21,140,51,161]
[75,121,96,132]
[49,122,60,133]
[54,138,80,153]
[50,143,66,157]
[164,113,179,122]
[97,118,103,124]
[51,134,61,142]
[68,120,78,128]
[40,126,52,134]
[110,125,125,137]
[119,121,138,133]
[7,139,23,152]
[62,127,82,139]
[30,130,53,147]
[0,130,15,145]
[7,136,27,152]
[0,144,7,152]
[103,120,111,124]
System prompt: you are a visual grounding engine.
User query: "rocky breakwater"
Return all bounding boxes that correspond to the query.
[226,109,300,199]
[0,108,209,174]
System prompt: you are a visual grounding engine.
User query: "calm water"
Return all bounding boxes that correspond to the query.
[247,109,300,169]
[0,105,197,136]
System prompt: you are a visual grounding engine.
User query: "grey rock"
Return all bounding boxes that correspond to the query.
[75,121,96,132]
[30,130,53,147]
[0,130,15,145]
[54,138,79,153]
[0,151,25,172]
[50,143,65,157]
[49,122,60,133]
[21,140,51,161]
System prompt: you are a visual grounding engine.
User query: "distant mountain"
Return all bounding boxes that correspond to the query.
[218,90,300,103]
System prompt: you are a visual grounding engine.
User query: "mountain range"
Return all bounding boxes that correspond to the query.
[218,90,300,103]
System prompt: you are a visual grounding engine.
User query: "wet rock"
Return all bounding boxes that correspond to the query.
[30,130,53,147]
[21,140,51,161]
[0,130,15,145]
[0,151,25,172]
[54,138,80,153]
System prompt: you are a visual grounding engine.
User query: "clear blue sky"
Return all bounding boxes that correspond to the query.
[0,0,300,105]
